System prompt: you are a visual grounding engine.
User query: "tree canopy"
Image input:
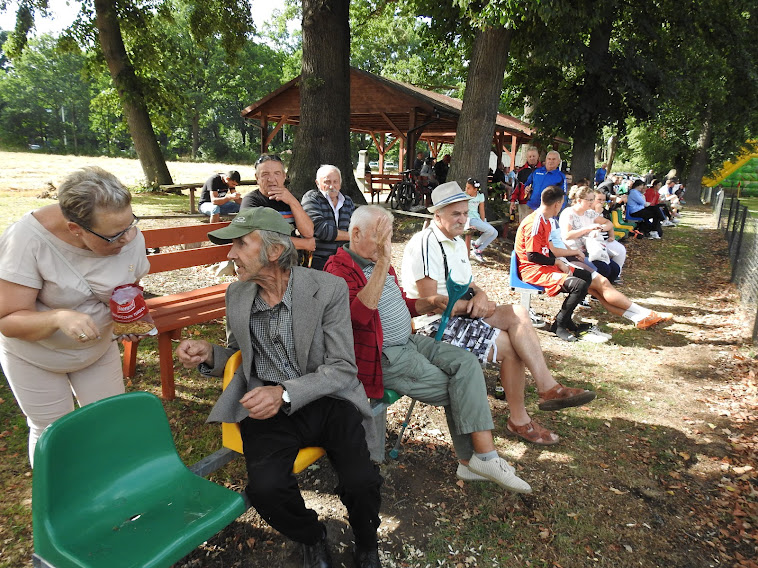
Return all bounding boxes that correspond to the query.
[0,0,755,187]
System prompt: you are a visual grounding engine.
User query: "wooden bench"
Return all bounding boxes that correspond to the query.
[161,180,257,214]
[364,172,403,203]
[123,222,232,400]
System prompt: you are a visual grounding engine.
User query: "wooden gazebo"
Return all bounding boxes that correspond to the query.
[241,68,545,172]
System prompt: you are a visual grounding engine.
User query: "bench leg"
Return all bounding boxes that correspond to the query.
[157,332,176,400]
[122,339,140,378]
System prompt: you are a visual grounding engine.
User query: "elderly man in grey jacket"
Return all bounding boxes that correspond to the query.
[175,207,382,568]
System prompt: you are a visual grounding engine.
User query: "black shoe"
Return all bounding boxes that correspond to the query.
[303,532,332,568]
[554,326,578,342]
[354,546,381,568]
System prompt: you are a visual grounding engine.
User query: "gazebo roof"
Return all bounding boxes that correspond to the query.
[241,67,543,145]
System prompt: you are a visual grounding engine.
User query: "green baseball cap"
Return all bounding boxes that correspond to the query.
[208,207,293,245]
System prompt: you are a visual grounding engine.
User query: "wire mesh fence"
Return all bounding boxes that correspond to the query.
[708,187,758,343]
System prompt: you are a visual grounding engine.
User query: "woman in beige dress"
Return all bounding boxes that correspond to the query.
[0,167,150,465]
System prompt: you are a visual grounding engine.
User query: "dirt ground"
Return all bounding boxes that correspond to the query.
[169,207,757,568]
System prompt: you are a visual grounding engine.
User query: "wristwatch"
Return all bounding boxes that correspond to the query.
[281,387,291,410]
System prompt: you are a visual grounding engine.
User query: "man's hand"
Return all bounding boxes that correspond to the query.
[240,385,284,420]
[414,294,448,314]
[266,185,297,206]
[464,291,496,319]
[573,248,585,261]
[375,214,392,267]
[175,339,213,369]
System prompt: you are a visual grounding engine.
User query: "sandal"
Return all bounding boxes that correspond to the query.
[538,383,597,411]
[506,418,559,445]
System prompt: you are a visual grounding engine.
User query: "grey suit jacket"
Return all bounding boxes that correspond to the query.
[204,267,377,448]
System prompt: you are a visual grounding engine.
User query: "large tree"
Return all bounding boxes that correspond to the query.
[288,0,361,201]
[4,0,255,185]
[93,0,173,185]
[447,23,512,188]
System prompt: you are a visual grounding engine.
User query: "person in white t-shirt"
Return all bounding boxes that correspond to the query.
[464,178,498,263]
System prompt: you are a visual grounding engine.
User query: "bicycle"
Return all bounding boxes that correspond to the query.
[388,169,422,211]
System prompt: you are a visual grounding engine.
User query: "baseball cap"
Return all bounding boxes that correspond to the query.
[428,181,471,212]
[207,207,292,245]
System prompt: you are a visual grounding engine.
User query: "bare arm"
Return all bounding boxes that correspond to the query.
[355,215,392,310]
[267,186,314,238]
[0,279,103,342]
[415,277,494,320]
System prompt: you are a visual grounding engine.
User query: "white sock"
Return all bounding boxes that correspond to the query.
[475,450,499,462]
[623,303,652,323]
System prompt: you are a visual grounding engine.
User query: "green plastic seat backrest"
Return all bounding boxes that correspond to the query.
[33,391,245,568]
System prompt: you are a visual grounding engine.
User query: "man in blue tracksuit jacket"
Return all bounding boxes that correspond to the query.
[525,150,567,210]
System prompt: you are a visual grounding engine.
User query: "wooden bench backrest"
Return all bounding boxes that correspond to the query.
[141,222,232,274]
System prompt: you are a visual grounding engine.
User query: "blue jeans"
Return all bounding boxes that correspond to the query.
[199,201,240,216]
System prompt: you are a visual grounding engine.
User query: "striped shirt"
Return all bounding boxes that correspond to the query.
[248,271,301,384]
[361,263,412,348]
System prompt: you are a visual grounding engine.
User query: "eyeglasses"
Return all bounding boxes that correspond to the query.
[81,214,140,243]
[255,154,283,166]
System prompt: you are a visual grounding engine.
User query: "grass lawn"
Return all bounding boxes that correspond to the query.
[0,163,756,567]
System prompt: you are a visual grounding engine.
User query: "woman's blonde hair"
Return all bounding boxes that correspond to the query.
[568,184,594,204]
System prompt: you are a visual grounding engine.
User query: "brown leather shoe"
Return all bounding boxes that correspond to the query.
[538,383,596,411]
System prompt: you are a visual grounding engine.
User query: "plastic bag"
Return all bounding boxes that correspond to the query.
[110,284,156,336]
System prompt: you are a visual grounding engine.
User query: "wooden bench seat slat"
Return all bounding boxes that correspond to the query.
[147,246,231,273]
[146,283,229,308]
[142,222,230,248]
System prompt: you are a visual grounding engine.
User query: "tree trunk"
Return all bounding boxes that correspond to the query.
[571,127,598,183]
[687,106,712,196]
[191,109,200,159]
[93,0,172,187]
[447,26,513,190]
[288,0,364,203]
[570,11,614,182]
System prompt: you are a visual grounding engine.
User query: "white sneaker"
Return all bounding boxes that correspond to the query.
[577,298,591,309]
[661,220,675,227]
[528,308,546,328]
[467,455,532,494]
[456,463,489,481]
[587,325,612,340]
[471,249,485,263]
[647,231,661,239]
[579,329,610,343]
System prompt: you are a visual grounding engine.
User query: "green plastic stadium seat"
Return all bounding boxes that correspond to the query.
[32,391,246,568]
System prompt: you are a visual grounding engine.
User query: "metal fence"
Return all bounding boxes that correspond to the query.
[709,188,758,343]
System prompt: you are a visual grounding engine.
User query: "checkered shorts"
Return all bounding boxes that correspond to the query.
[416,316,500,364]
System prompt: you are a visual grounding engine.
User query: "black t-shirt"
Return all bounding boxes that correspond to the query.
[434,160,449,184]
[240,190,296,231]
[199,174,231,206]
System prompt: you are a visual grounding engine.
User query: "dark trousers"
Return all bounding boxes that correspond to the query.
[240,397,382,548]
[557,268,592,327]
[632,206,664,237]
[593,260,621,283]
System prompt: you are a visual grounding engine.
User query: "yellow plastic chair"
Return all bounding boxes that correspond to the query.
[32,392,246,568]
[222,351,326,473]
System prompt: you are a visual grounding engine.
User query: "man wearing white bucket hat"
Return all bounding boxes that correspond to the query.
[401,182,596,447]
